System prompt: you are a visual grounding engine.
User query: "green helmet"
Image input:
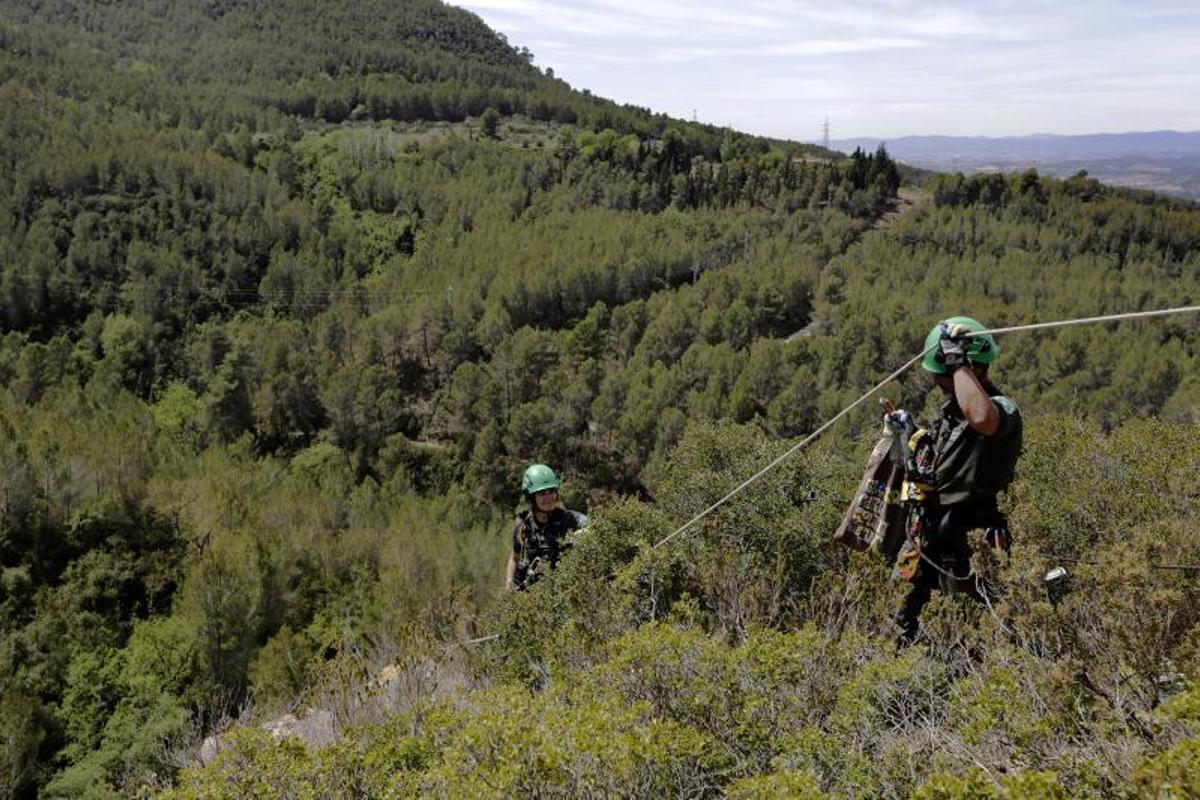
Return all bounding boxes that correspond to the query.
[921,315,999,374]
[521,463,560,495]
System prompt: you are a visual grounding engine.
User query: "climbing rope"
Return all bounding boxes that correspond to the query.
[651,351,926,549]
[652,304,1200,550]
[974,305,1200,337]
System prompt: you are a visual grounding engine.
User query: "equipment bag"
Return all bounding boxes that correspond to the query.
[834,431,908,562]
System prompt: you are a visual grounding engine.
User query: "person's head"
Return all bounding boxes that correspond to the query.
[922,315,998,391]
[521,463,560,513]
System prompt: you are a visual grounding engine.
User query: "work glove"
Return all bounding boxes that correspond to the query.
[883,407,912,434]
[936,323,971,370]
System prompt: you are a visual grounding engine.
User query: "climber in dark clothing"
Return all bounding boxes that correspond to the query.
[894,316,1023,645]
[506,463,588,591]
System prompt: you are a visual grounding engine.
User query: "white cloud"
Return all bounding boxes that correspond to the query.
[454,0,1200,136]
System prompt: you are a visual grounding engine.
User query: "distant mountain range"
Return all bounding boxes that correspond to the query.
[830,131,1200,200]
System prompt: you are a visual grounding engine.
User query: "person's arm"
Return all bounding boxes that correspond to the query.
[953,367,1000,436]
[505,550,518,591]
[507,518,523,591]
[938,327,1000,437]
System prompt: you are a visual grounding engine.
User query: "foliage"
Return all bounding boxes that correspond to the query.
[1135,685,1200,799]
[0,0,1199,797]
[158,414,1200,799]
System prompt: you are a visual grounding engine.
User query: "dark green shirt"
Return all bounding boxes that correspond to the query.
[931,384,1022,507]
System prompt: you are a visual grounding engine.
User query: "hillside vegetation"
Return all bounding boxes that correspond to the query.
[0,1,1198,798]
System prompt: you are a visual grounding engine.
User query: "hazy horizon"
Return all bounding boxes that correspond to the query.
[827,129,1200,146]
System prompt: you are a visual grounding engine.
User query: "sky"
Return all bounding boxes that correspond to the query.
[453,1,1200,141]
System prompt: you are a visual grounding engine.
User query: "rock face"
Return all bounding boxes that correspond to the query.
[195,655,466,766]
[261,709,337,748]
[198,735,222,766]
[197,708,338,766]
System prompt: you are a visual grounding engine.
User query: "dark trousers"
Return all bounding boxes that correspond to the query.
[894,504,1006,645]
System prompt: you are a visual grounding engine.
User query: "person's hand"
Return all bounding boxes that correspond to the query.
[937,323,971,370]
[883,408,912,433]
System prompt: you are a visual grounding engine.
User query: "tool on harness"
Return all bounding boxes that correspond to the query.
[881,402,936,582]
[837,398,1008,596]
[834,399,933,569]
[834,405,903,559]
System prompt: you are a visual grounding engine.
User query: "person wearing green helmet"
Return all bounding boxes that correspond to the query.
[506,463,588,590]
[894,315,1023,645]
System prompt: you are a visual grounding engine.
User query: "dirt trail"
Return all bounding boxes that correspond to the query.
[874,186,927,229]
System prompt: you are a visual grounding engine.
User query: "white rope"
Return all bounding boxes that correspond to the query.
[652,304,1200,550]
[975,306,1200,337]
[652,350,925,549]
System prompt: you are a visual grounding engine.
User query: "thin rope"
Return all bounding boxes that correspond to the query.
[975,306,1200,337]
[919,551,974,582]
[1045,554,1200,573]
[652,350,926,549]
[652,304,1200,550]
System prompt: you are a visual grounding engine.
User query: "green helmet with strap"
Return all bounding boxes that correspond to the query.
[521,463,560,495]
[921,315,999,374]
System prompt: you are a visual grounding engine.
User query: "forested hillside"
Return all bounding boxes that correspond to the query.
[0,1,1197,798]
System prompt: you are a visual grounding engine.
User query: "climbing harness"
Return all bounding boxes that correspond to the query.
[883,406,937,581]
